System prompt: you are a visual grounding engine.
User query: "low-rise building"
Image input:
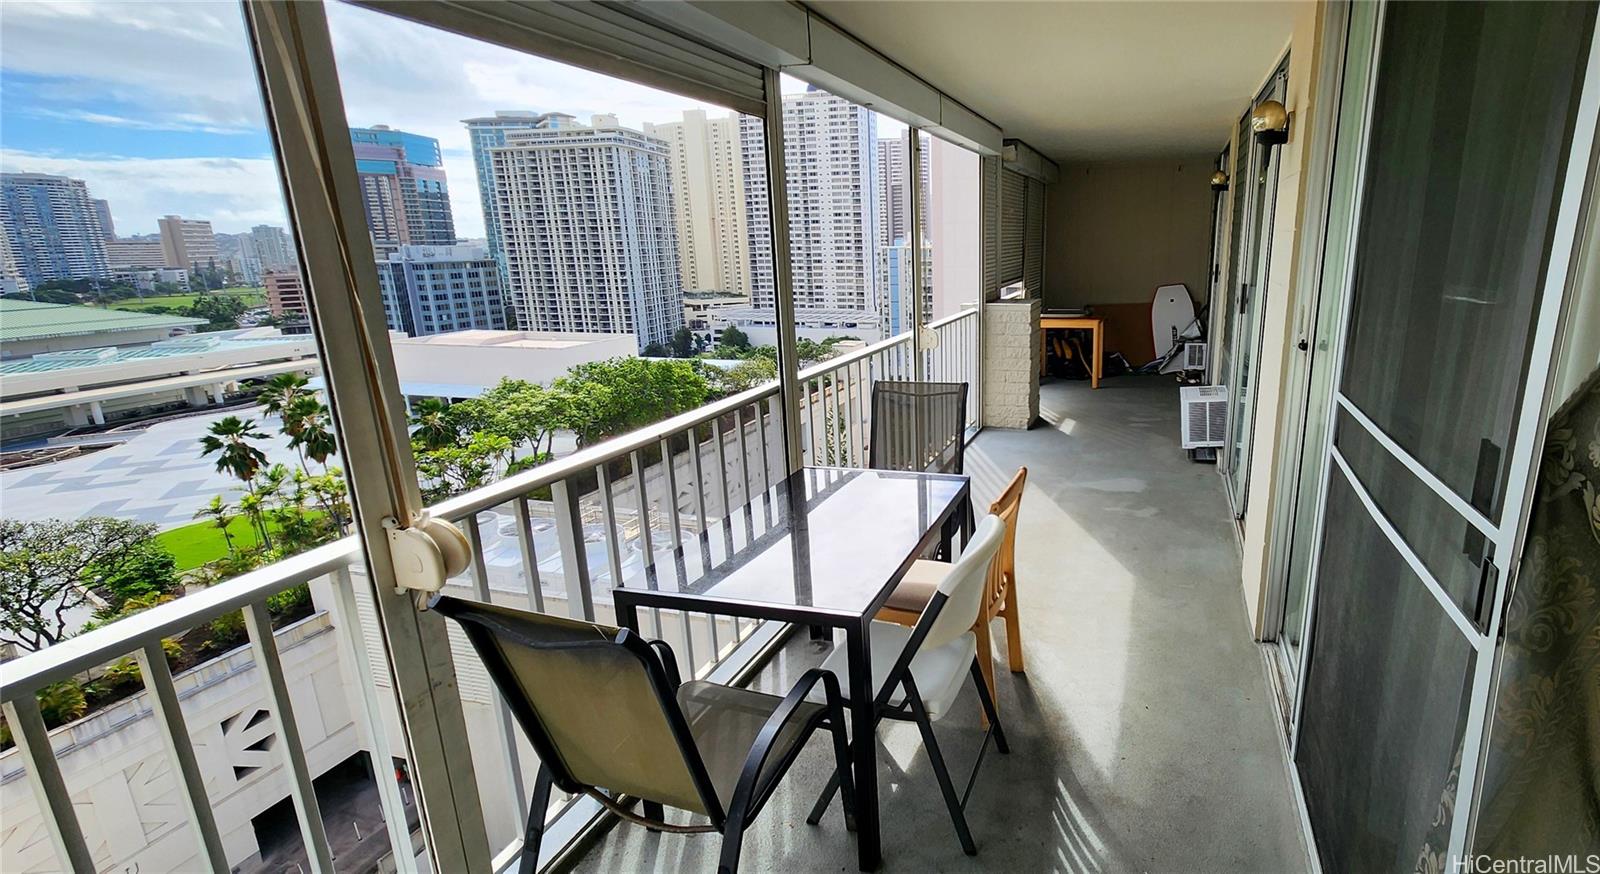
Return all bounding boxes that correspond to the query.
[104,236,167,271]
[111,267,190,293]
[681,290,747,345]
[0,298,203,359]
[708,305,880,346]
[264,270,308,322]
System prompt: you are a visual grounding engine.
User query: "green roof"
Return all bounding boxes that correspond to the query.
[0,298,206,343]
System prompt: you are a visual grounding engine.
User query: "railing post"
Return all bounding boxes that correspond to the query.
[241,3,491,868]
[762,67,805,475]
[909,127,928,380]
[2,697,95,872]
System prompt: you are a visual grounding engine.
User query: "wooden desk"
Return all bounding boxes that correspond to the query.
[1040,315,1104,388]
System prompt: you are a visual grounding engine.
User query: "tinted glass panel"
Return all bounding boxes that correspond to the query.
[1337,0,1594,516]
[1334,408,1486,619]
[1297,472,1475,872]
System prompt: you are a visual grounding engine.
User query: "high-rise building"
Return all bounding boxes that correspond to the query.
[488,114,682,349]
[375,245,507,336]
[157,215,219,271]
[0,172,111,285]
[350,126,456,250]
[0,231,30,296]
[250,224,297,272]
[92,198,115,240]
[643,110,752,297]
[926,136,981,322]
[463,111,575,286]
[876,237,933,337]
[105,236,167,270]
[743,88,879,313]
[876,131,929,251]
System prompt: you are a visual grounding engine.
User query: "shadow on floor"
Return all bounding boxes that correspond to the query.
[568,376,1308,873]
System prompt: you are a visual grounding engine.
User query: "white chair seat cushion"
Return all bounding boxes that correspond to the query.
[812,621,976,721]
[882,559,951,613]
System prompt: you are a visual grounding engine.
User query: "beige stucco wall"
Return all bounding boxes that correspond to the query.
[1236,1,1329,634]
[1043,156,1218,309]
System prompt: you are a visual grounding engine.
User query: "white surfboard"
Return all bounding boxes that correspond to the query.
[1151,284,1197,361]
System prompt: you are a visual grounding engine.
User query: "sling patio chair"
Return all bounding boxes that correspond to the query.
[876,466,1028,721]
[868,380,969,475]
[804,513,1010,856]
[431,596,858,874]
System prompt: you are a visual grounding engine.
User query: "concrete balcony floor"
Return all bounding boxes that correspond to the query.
[569,375,1311,873]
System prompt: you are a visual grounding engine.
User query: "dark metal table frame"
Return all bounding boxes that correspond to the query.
[612,468,973,871]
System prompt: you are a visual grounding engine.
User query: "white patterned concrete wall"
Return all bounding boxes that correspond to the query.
[0,607,361,873]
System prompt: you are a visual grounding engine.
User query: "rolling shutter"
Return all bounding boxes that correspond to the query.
[355,0,768,116]
[1023,177,1045,297]
[999,169,1027,285]
[982,155,1002,298]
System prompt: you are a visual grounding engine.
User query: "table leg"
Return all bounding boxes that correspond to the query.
[1038,327,1048,377]
[845,620,880,870]
[1092,324,1103,389]
[616,601,640,635]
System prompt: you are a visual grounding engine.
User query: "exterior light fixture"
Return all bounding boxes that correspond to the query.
[1210,170,1230,191]
[1252,99,1289,145]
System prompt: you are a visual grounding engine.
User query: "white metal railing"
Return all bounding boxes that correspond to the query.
[0,308,981,874]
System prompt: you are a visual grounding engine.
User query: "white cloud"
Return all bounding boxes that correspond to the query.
[0,150,288,235]
[1,0,267,133]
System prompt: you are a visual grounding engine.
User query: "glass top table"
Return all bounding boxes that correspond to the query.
[611,465,970,625]
[611,465,971,872]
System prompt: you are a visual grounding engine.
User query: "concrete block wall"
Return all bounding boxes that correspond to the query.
[983,299,1041,428]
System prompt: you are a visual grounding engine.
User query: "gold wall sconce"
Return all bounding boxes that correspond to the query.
[1252,99,1289,146]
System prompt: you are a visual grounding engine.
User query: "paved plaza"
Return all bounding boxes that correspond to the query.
[0,410,329,529]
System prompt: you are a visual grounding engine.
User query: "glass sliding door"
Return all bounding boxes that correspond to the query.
[1221,62,1289,521]
[1294,2,1597,869]
[1266,0,1377,696]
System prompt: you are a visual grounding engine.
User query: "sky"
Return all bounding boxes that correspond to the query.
[0,1,898,239]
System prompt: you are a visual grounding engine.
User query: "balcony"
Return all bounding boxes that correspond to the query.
[0,312,1304,871]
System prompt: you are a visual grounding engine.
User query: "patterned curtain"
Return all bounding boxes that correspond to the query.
[1477,364,1600,856]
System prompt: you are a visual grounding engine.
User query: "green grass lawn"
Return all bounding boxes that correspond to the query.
[155,516,268,570]
[109,287,266,312]
[155,508,325,571]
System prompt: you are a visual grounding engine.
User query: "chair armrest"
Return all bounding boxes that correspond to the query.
[648,639,682,689]
[725,668,843,822]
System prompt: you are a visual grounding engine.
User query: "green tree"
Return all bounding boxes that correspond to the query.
[552,357,709,446]
[416,432,513,500]
[285,394,337,470]
[0,518,155,649]
[708,357,779,396]
[258,372,311,428]
[642,340,669,357]
[194,495,239,555]
[409,397,459,450]
[670,326,696,358]
[200,416,271,484]
[85,540,179,607]
[720,324,751,350]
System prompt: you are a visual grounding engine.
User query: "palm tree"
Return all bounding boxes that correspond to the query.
[199,416,270,485]
[193,495,237,555]
[286,394,338,470]
[258,372,310,434]
[410,397,458,450]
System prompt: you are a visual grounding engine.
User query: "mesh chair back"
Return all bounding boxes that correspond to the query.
[432,598,718,818]
[920,514,1006,650]
[868,381,968,474]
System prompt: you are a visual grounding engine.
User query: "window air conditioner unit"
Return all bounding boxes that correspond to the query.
[1180,385,1228,453]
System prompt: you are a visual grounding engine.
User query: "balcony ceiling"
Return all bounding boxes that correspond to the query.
[805,0,1305,162]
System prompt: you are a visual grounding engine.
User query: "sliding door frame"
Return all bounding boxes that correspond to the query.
[1258,0,1354,696]
[1287,4,1600,862]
